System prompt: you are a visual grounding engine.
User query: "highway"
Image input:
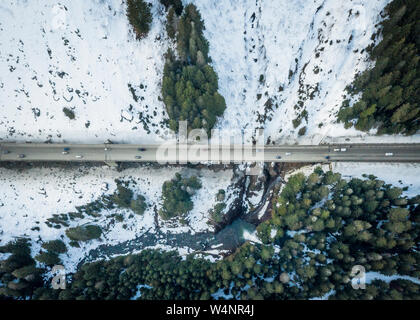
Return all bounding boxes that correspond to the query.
[1,143,420,163]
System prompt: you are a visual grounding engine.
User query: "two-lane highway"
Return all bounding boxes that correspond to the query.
[1,143,420,163]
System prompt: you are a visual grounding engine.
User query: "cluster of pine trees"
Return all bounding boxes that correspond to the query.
[126,0,153,39]
[74,180,147,217]
[44,180,147,246]
[35,240,67,267]
[161,4,226,134]
[0,239,44,299]
[65,225,102,242]
[331,279,420,300]
[159,173,202,220]
[111,180,148,215]
[208,190,227,226]
[1,168,418,300]
[338,0,419,135]
[256,168,419,298]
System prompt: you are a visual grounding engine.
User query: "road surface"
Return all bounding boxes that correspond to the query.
[1,143,420,163]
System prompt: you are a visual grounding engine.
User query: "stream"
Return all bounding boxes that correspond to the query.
[80,218,257,267]
[80,168,283,267]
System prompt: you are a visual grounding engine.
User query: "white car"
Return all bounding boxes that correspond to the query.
[340,148,347,152]
[385,153,394,157]
[334,148,340,152]
[62,151,69,155]
[75,155,83,159]
[285,152,292,156]
[104,147,110,151]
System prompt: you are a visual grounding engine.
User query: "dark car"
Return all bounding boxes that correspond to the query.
[325,156,331,160]
[276,156,282,160]
[2,150,10,155]
[135,155,142,159]
[137,148,146,152]
[63,147,70,151]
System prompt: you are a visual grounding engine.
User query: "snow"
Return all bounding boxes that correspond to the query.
[188,0,419,143]
[332,162,420,198]
[0,252,12,261]
[131,284,153,300]
[257,199,270,219]
[309,289,336,300]
[179,168,234,233]
[0,0,171,144]
[211,282,235,300]
[1,0,419,145]
[243,229,262,244]
[246,187,264,208]
[311,272,420,300]
[284,163,420,198]
[1,0,419,283]
[270,228,276,239]
[364,272,420,285]
[0,165,233,272]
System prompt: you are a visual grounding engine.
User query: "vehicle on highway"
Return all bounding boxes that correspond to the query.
[104,147,110,151]
[334,148,340,152]
[63,147,70,152]
[2,150,10,154]
[75,155,83,159]
[325,156,331,160]
[285,152,292,156]
[137,148,146,152]
[276,156,282,159]
[62,151,69,155]
[385,153,394,157]
[340,148,347,152]
[135,155,142,159]
[18,154,25,158]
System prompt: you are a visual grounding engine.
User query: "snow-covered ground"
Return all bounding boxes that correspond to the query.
[0,0,171,143]
[364,272,420,286]
[0,165,233,271]
[189,0,420,144]
[1,0,419,279]
[284,162,420,198]
[1,0,419,144]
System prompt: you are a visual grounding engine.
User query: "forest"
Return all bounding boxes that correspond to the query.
[0,0,419,302]
[1,168,418,300]
[337,0,419,135]
[161,3,227,134]
[159,173,202,220]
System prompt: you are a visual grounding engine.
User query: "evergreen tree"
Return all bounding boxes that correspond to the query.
[127,0,153,40]
[338,0,419,135]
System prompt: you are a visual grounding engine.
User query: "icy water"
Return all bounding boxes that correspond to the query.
[213,219,256,250]
[81,219,256,266]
